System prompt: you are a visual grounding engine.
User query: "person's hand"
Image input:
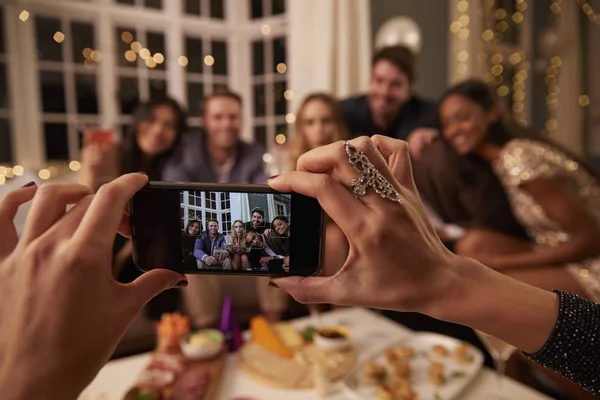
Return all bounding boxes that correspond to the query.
[205,256,218,265]
[406,128,438,159]
[260,256,275,268]
[268,136,460,314]
[78,132,120,191]
[219,252,229,262]
[263,229,272,237]
[0,174,186,399]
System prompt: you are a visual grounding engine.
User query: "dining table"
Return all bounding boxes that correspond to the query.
[79,307,552,400]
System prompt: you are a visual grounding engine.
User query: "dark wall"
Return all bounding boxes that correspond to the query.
[370,0,449,100]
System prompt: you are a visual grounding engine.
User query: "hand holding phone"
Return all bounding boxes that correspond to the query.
[129,182,324,277]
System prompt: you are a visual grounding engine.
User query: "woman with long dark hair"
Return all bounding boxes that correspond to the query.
[79,97,188,320]
[437,79,600,301]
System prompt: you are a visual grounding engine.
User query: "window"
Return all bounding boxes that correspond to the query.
[250,0,285,19]
[275,201,286,217]
[250,27,288,155]
[4,1,287,174]
[115,26,168,125]
[181,191,232,234]
[34,16,99,161]
[0,6,12,164]
[116,0,163,10]
[184,34,229,125]
[184,0,225,19]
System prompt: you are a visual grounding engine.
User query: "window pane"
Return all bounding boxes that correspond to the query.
[119,77,139,114]
[116,0,135,5]
[0,63,8,109]
[147,32,166,71]
[71,21,95,64]
[273,37,286,73]
[145,0,163,9]
[211,40,228,76]
[210,0,225,19]
[40,71,66,113]
[76,74,98,114]
[272,0,285,15]
[274,81,286,115]
[0,8,5,55]
[254,125,266,148]
[116,27,138,68]
[250,0,263,19]
[185,0,201,15]
[150,78,167,100]
[0,119,12,163]
[252,40,264,76]
[187,82,204,116]
[185,37,204,74]
[35,17,63,62]
[44,123,69,160]
[253,84,266,117]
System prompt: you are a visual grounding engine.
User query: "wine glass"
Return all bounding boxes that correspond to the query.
[475,330,517,399]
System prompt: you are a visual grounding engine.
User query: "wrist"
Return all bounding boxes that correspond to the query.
[0,366,81,400]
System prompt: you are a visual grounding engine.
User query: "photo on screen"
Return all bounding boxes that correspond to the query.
[180,190,291,273]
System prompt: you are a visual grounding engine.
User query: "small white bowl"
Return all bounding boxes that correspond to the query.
[314,326,351,352]
[180,329,224,360]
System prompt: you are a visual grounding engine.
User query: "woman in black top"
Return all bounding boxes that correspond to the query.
[183,220,202,270]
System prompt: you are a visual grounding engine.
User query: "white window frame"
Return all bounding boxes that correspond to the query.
[5,0,288,174]
[181,190,232,235]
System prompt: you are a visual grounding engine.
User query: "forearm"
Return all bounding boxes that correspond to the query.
[493,237,596,270]
[427,256,558,354]
[0,365,82,400]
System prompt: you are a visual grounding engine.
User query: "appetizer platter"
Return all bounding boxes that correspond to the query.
[238,316,357,389]
[342,332,484,400]
[123,313,226,400]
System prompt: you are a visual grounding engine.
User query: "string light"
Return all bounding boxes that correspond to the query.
[285,113,296,124]
[13,165,24,176]
[139,48,151,60]
[276,63,287,73]
[38,169,51,180]
[121,31,134,44]
[125,50,137,62]
[178,56,189,67]
[275,134,286,145]
[153,53,165,64]
[131,42,142,53]
[204,55,215,66]
[260,24,271,35]
[451,0,470,80]
[544,1,562,136]
[69,161,81,172]
[578,95,590,107]
[53,32,65,43]
[19,10,30,22]
[90,51,102,62]
[283,90,294,100]
[578,0,600,25]
[145,57,157,68]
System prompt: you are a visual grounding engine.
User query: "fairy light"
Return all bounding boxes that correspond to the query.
[121,31,134,44]
[260,24,271,35]
[579,95,590,107]
[178,56,189,67]
[69,161,81,172]
[153,53,165,64]
[53,32,65,44]
[544,1,562,136]
[276,63,287,73]
[285,113,296,124]
[38,169,51,180]
[204,55,215,66]
[12,165,24,176]
[451,0,471,80]
[125,50,137,62]
[139,48,151,60]
[131,42,142,53]
[19,10,30,22]
[275,134,287,145]
[283,90,294,100]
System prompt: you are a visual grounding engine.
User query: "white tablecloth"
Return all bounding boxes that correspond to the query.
[79,308,551,400]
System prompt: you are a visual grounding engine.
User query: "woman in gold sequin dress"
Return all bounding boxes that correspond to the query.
[437,79,600,301]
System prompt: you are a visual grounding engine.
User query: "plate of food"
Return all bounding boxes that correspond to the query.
[237,316,357,389]
[342,332,484,400]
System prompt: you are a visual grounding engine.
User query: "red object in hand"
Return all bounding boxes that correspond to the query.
[86,128,115,147]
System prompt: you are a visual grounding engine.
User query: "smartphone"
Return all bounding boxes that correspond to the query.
[129,182,324,277]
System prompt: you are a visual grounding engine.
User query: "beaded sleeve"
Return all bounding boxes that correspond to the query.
[524,290,600,394]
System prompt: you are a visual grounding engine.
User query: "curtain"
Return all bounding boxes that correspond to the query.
[240,193,251,223]
[288,0,372,112]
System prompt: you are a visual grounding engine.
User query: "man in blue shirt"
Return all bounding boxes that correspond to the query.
[339,45,438,158]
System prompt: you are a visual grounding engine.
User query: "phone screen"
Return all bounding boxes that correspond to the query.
[130,183,324,277]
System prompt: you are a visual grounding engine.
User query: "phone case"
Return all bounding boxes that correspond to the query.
[130,181,325,278]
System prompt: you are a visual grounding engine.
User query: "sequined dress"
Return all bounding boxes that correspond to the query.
[493,138,600,301]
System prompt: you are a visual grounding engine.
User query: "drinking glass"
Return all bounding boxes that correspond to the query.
[475,330,517,399]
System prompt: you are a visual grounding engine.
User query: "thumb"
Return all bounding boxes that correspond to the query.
[271,276,338,305]
[128,269,187,309]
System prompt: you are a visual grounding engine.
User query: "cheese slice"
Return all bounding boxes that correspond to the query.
[250,316,293,358]
[274,322,304,350]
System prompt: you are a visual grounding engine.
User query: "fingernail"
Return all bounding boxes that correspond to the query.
[175,279,188,288]
[136,171,147,176]
[268,281,279,289]
[268,175,279,181]
[21,181,36,188]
